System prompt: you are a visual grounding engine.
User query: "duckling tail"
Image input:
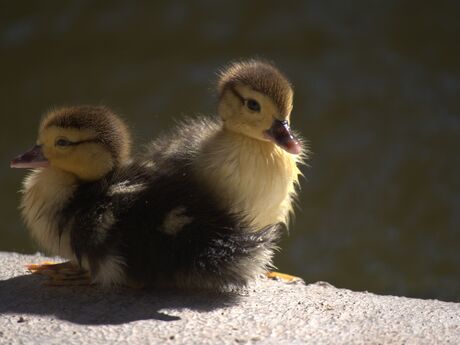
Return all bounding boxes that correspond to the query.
[181,223,282,291]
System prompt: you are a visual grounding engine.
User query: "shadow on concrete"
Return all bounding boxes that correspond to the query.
[0,273,240,325]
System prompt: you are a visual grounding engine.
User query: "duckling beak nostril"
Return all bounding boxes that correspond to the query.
[264,120,302,155]
[10,145,49,169]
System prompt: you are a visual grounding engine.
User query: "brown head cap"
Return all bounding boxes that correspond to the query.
[217,59,294,117]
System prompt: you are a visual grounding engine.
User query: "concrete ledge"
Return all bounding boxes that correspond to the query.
[0,252,459,344]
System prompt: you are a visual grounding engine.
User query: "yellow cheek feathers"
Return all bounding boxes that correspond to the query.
[49,144,114,181]
[38,126,115,181]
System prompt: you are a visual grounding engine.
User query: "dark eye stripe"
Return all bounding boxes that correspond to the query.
[76,138,101,145]
[229,85,245,105]
[55,138,101,147]
[229,86,262,112]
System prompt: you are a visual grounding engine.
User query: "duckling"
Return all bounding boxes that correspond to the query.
[147,59,305,230]
[11,105,280,289]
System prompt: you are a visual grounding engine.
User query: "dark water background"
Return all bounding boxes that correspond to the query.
[1,1,459,301]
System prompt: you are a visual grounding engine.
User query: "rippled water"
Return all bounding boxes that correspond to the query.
[1,1,459,301]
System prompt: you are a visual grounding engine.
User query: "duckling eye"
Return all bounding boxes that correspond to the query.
[246,99,261,112]
[55,138,73,147]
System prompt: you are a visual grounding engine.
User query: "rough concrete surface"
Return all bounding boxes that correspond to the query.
[0,252,459,345]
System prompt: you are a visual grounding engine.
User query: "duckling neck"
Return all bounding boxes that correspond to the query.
[194,128,300,228]
[20,167,78,258]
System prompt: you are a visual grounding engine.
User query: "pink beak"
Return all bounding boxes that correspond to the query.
[264,120,302,155]
[10,145,49,169]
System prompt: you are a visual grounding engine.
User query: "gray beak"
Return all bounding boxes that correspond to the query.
[264,120,302,154]
[10,145,49,169]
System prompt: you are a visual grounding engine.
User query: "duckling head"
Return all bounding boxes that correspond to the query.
[11,106,131,181]
[217,59,301,154]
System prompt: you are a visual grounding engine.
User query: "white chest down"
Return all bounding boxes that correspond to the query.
[20,168,77,260]
[195,133,301,229]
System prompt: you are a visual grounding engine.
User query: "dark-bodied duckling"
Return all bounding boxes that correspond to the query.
[11,106,280,289]
[148,59,306,230]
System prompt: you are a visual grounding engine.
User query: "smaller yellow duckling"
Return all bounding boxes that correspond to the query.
[147,59,306,231]
[11,105,280,289]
